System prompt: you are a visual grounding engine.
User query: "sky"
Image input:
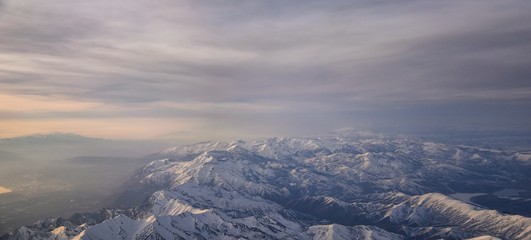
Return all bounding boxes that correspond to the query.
[0,0,530,141]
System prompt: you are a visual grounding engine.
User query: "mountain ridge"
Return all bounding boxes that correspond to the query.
[3,132,531,239]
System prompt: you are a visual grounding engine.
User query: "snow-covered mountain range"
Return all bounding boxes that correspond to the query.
[3,130,531,239]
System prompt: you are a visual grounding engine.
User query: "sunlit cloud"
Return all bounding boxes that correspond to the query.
[0,94,103,112]
[0,0,530,139]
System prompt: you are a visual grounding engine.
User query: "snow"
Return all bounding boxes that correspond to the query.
[131,135,531,239]
[50,226,69,240]
[158,141,230,158]
[81,215,150,240]
[515,152,531,161]
[6,132,531,240]
[466,236,502,240]
[308,224,404,240]
[387,192,531,239]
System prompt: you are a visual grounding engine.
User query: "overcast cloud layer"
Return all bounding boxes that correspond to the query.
[1,0,530,140]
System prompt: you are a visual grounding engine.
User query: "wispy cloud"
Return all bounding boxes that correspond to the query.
[1,0,530,139]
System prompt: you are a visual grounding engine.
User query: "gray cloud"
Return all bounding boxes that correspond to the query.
[1,0,530,138]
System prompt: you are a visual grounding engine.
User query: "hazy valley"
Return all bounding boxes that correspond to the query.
[0,133,173,235]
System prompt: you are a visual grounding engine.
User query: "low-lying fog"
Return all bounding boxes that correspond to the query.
[0,133,174,235]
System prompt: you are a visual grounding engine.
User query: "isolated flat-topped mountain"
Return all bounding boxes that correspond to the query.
[3,132,531,239]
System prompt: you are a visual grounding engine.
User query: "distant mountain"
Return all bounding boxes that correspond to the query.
[0,133,105,144]
[3,132,531,239]
[0,133,170,159]
[66,156,134,164]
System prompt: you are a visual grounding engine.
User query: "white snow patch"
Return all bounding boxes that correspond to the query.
[466,236,501,240]
[515,153,531,161]
[309,224,403,240]
[50,226,69,240]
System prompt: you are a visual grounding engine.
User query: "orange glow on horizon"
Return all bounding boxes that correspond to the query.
[0,118,198,140]
[0,93,103,112]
